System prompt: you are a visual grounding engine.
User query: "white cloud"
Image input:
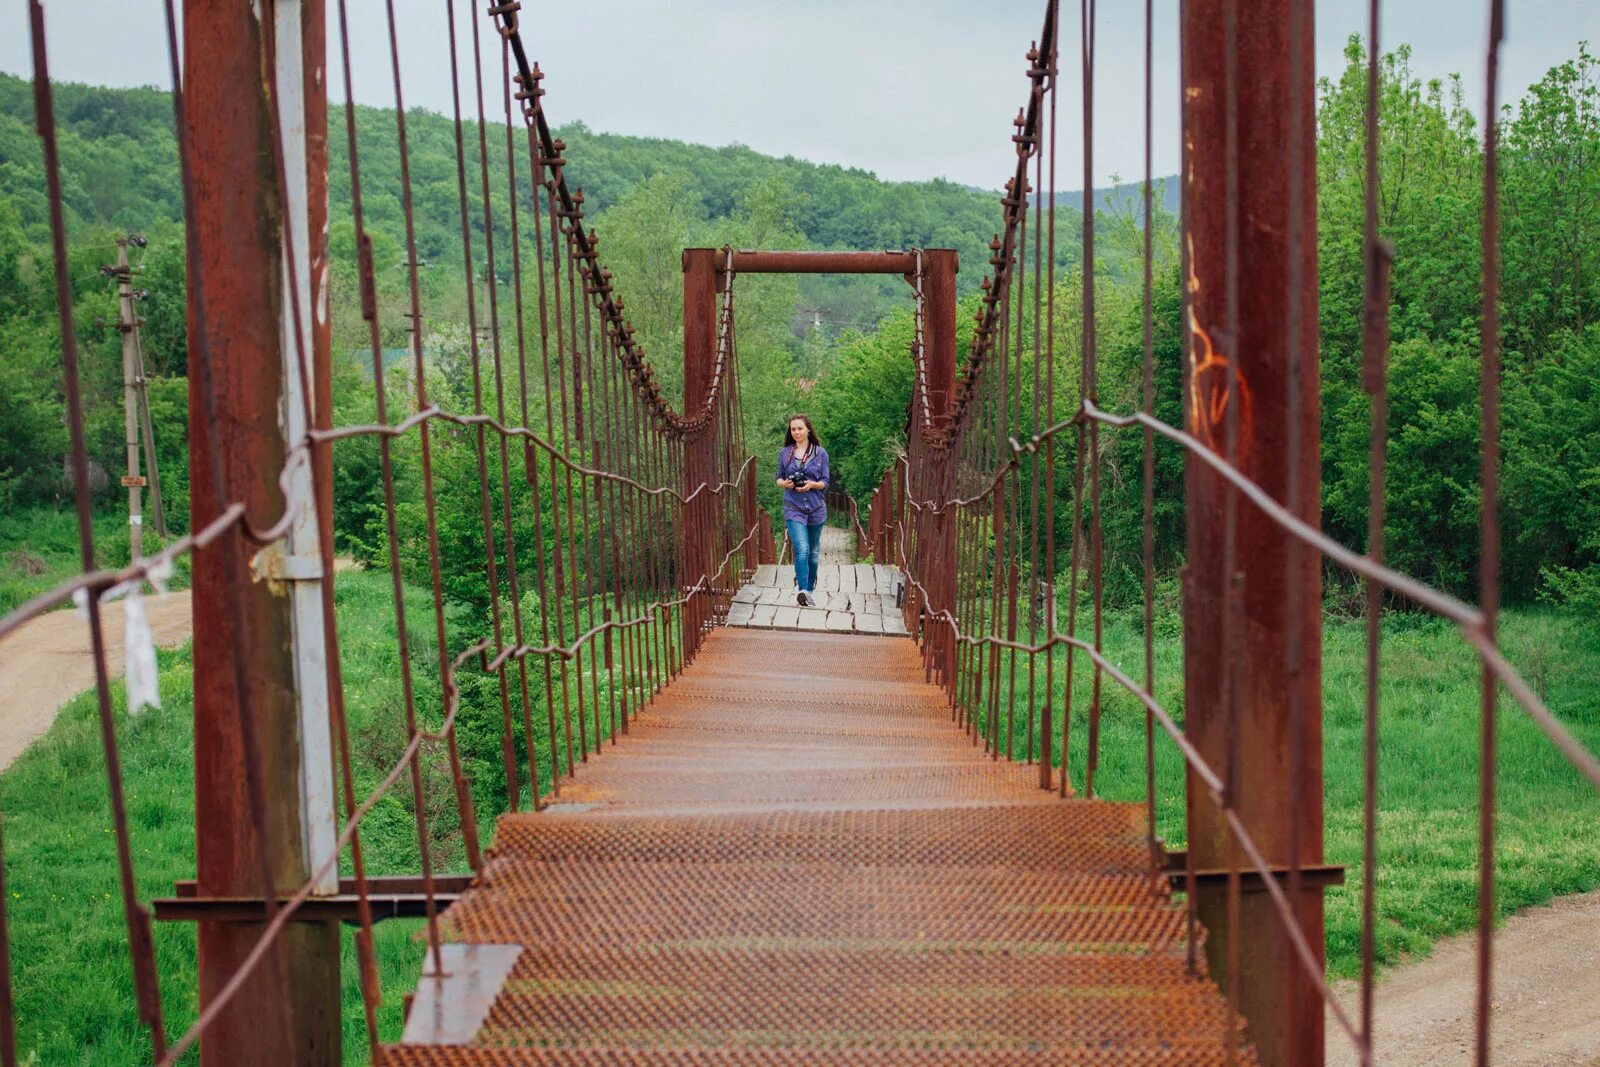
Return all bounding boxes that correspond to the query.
[5,1,1596,191]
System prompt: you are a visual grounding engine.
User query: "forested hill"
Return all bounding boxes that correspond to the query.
[1043,177,1181,218]
[6,39,1600,612]
[0,71,1104,300]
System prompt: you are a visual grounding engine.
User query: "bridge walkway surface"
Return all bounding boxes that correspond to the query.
[385,627,1254,1064]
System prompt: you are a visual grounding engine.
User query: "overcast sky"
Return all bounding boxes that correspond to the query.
[6,2,1597,191]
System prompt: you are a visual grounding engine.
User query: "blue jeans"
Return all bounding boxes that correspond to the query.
[786,518,825,592]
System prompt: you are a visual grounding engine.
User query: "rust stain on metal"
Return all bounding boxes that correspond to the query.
[386,628,1253,1062]
[1184,233,1253,459]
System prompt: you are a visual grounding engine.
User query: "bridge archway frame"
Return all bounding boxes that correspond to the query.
[681,247,960,664]
[689,187,1328,1067]
[682,247,959,424]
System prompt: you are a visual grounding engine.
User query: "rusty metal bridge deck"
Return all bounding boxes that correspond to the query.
[384,628,1252,1063]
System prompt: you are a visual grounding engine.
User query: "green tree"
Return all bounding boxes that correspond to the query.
[1316,40,1484,595]
[1502,43,1600,351]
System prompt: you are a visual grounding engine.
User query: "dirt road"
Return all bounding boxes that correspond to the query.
[1327,890,1600,1065]
[0,591,193,772]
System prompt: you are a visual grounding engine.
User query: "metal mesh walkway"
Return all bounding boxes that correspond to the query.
[384,628,1253,1063]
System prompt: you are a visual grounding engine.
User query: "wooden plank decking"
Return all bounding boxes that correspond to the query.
[727,528,909,635]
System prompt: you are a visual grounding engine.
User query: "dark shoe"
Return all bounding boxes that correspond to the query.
[797,591,810,607]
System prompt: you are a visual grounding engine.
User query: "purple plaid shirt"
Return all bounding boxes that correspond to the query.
[777,444,829,524]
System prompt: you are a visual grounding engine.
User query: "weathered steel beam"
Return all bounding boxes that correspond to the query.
[170,875,474,899]
[153,874,471,925]
[1161,853,1345,893]
[921,251,958,427]
[920,250,959,684]
[185,0,340,1062]
[713,249,919,274]
[1180,1,1325,1064]
[682,248,720,655]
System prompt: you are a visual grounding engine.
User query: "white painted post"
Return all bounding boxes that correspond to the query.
[274,0,339,896]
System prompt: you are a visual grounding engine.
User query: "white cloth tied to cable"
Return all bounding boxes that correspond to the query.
[123,590,161,715]
[72,558,173,715]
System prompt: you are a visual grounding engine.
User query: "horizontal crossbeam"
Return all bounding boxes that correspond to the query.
[699,249,931,275]
[152,875,472,925]
[1162,851,1346,893]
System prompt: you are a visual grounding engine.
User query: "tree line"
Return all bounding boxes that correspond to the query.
[1,39,1597,613]
[815,40,1600,612]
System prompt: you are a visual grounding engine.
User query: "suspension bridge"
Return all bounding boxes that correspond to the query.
[8,0,1600,1064]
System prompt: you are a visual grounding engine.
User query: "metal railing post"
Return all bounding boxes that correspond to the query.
[1179,2,1325,1062]
[185,1,341,1061]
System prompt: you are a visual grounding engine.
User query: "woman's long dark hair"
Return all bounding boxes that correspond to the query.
[783,413,821,450]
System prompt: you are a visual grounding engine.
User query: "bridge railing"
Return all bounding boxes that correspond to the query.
[866,1,1600,1065]
[3,1,758,1062]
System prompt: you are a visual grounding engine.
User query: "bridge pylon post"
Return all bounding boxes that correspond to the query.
[184,0,341,1062]
[921,250,959,685]
[1180,1,1325,1063]
[682,249,720,658]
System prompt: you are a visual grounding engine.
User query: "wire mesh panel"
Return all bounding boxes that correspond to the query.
[6,0,757,1061]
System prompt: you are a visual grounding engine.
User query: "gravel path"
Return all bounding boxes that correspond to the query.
[1327,890,1600,1065]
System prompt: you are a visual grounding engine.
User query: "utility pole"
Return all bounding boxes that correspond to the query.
[115,237,143,559]
[104,235,167,558]
[131,320,168,542]
[404,307,422,410]
[478,273,494,354]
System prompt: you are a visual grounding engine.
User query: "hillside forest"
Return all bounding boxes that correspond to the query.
[0,39,1597,616]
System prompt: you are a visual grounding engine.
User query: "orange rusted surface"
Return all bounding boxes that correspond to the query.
[385,628,1253,1063]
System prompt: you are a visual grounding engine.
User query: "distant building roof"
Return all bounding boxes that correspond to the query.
[338,347,433,370]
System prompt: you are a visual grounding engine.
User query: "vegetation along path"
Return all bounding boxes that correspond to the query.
[0,590,191,772]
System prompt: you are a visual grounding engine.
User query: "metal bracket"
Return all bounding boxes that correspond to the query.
[152,874,471,926]
[250,541,326,585]
[1161,849,1346,893]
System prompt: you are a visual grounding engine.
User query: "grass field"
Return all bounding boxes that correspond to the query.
[0,562,676,1064]
[994,596,1600,980]
[1,565,1597,1061]
[0,507,189,615]
[0,570,457,1065]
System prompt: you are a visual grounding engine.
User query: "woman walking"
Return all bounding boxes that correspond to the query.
[776,414,830,606]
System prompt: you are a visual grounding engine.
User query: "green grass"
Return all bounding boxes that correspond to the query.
[976,600,1600,980]
[0,570,456,1064]
[2,565,1597,1061]
[0,638,427,1065]
[0,506,189,615]
[1319,609,1600,977]
[0,564,683,1063]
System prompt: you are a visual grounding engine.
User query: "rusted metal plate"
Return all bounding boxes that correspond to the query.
[151,890,461,925]
[387,628,1253,1061]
